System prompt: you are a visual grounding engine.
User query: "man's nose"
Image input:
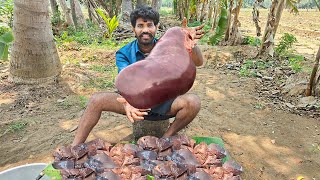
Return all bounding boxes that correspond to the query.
[142,27,150,33]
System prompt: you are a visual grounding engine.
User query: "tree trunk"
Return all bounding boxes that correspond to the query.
[224,0,234,41]
[70,0,78,27]
[252,0,263,36]
[228,0,243,45]
[9,0,61,84]
[59,0,74,26]
[207,0,214,21]
[152,0,162,11]
[136,0,147,8]
[74,0,86,28]
[212,0,219,29]
[306,47,320,96]
[259,0,285,56]
[199,0,208,22]
[49,0,59,16]
[121,0,133,23]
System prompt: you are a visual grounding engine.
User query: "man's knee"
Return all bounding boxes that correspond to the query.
[87,92,110,109]
[184,94,201,112]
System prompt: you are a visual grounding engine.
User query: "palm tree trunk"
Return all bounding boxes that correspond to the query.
[59,0,74,26]
[212,0,220,29]
[121,0,132,23]
[74,0,86,28]
[9,0,61,84]
[136,0,147,8]
[207,0,214,21]
[306,47,320,96]
[228,0,243,45]
[70,0,78,27]
[224,0,234,41]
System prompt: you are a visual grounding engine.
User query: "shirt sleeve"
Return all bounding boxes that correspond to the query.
[115,51,130,73]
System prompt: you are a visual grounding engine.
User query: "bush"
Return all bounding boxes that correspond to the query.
[275,33,297,55]
[242,36,261,46]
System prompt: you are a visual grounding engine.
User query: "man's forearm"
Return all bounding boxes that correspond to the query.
[191,46,204,66]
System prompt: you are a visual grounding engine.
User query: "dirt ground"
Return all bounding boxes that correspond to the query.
[0,9,320,180]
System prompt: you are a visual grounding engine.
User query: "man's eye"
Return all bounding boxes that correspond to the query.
[137,25,142,28]
[148,24,154,28]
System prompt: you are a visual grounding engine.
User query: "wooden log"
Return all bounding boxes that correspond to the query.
[132,119,170,140]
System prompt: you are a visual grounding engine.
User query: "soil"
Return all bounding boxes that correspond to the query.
[1,9,320,180]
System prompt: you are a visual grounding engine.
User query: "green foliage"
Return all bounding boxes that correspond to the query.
[55,25,102,45]
[83,78,114,89]
[0,26,11,36]
[0,0,14,27]
[288,55,304,73]
[90,64,114,72]
[43,164,62,180]
[208,0,228,45]
[159,8,173,15]
[51,10,63,26]
[275,33,297,55]
[0,31,14,60]
[242,36,261,46]
[8,121,28,132]
[96,8,119,39]
[239,60,273,77]
[79,95,88,108]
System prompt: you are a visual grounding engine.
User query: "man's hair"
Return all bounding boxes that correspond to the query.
[130,5,160,27]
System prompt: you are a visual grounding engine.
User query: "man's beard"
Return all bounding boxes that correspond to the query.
[137,32,154,45]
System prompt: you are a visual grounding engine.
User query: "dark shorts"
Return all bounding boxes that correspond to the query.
[143,99,176,121]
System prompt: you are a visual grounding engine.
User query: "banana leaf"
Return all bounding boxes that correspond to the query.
[42,163,62,180]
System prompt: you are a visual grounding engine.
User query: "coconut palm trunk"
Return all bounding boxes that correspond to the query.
[9,0,61,84]
[59,0,74,26]
[121,0,132,23]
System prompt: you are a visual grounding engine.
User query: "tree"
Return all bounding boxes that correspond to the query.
[121,0,133,23]
[59,0,74,26]
[9,0,61,84]
[259,0,297,56]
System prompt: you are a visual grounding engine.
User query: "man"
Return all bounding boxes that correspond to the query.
[72,5,204,146]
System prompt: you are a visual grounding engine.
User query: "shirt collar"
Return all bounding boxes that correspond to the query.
[134,38,158,55]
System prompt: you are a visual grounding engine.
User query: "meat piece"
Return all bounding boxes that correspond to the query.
[188,171,213,180]
[122,144,143,156]
[207,144,227,159]
[193,142,208,165]
[137,136,160,151]
[95,170,121,180]
[222,160,243,176]
[115,27,197,109]
[60,168,93,179]
[203,155,222,167]
[122,155,140,166]
[84,152,118,173]
[53,146,74,160]
[137,150,158,160]
[153,160,187,178]
[157,138,173,152]
[71,144,89,160]
[52,160,75,169]
[140,160,163,173]
[170,135,194,150]
[168,149,200,167]
[158,148,173,161]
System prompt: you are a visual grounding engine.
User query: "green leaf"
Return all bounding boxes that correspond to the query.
[0,31,14,43]
[192,136,230,163]
[0,44,9,60]
[43,164,62,180]
[208,2,228,45]
[147,174,155,180]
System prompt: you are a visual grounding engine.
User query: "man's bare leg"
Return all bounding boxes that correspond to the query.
[72,92,125,146]
[163,94,201,137]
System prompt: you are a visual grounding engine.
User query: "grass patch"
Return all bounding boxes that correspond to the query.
[79,95,88,108]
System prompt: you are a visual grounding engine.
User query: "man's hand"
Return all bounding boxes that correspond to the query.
[117,97,150,123]
[182,17,205,41]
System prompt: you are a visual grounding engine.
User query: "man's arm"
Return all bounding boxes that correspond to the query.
[115,51,130,73]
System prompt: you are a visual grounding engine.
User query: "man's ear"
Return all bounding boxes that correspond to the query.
[156,23,160,29]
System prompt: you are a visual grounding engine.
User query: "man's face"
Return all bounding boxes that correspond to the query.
[133,18,157,46]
